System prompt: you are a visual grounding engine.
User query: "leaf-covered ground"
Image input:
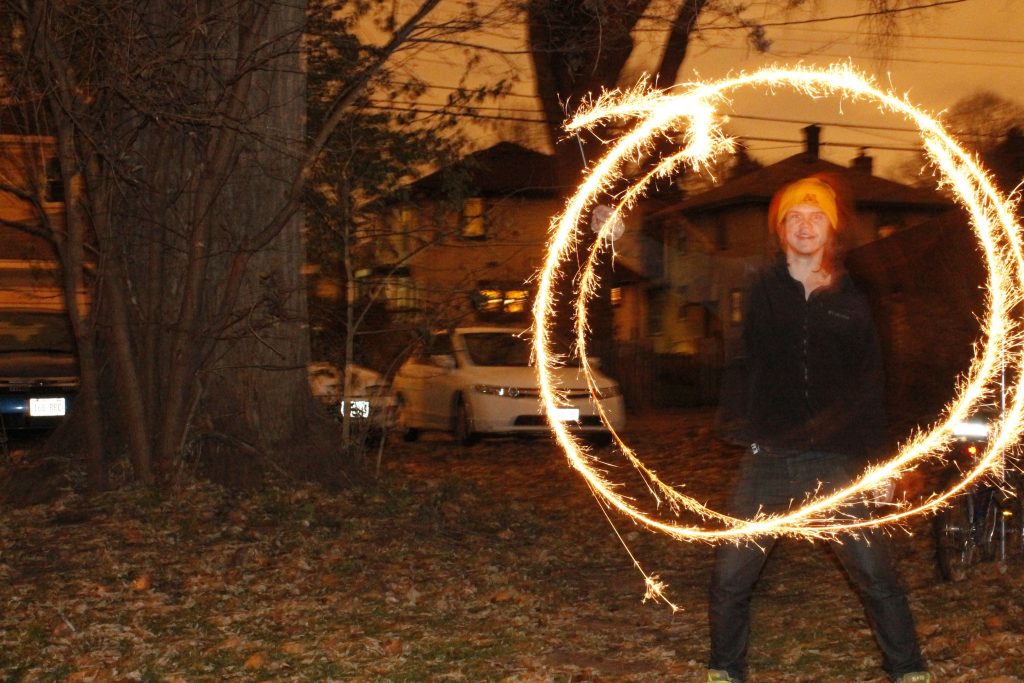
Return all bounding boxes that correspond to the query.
[1,409,1023,681]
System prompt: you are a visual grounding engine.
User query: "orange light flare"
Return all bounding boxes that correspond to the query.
[531,63,1024,549]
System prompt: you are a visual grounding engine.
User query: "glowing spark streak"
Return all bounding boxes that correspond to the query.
[532,63,1024,546]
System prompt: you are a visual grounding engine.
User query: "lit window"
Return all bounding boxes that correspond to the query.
[474,285,529,317]
[385,276,419,311]
[503,289,528,314]
[398,206,416,230]
[610,287,622,307]
[462,198,486,239]
[478,288,503,313]
[729,288,744,325]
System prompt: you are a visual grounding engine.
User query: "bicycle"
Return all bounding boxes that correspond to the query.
[933,411,1024,581]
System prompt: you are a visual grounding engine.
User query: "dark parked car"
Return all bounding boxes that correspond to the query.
[0,311,78,431]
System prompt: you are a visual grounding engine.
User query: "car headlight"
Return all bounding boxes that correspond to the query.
[952,420,989,439]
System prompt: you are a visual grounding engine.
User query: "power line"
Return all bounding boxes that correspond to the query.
[741,136,922,152]
[364,102,547,124]
[748,45,1024,71]
[778,24,1024,47]
[696,0,969,32]
[373,96,957,138]
[762,35,1024,60]
[728,113,919,135]
[362,102,928,152]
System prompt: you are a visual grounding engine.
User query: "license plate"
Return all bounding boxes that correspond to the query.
[341,399,370,418]
[551,407,580,422]
[30,397,66,417]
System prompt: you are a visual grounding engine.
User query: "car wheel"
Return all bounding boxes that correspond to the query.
[587,432,614,448]
[395,394,419,442]
[453,395,479,446]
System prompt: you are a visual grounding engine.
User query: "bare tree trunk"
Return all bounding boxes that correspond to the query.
[101,264,155,485]
[653,0,709,87]
[340,173,355,454]
[48,110,106,491]
[4,0,453,488]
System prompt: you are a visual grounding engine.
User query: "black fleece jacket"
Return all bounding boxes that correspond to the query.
[724,259,887,465]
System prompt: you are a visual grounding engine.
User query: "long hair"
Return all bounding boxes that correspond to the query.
[768,173,852,275]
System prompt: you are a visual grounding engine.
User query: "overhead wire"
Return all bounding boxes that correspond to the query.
[362,101,929,152]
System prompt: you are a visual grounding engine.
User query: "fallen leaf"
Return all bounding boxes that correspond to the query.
[244,652,267,669]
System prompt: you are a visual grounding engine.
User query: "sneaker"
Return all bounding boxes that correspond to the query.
[707,670,738,683]
[896,673,932,683]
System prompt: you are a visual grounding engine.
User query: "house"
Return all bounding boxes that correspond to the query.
[612,125,954,405]
[0,112,70,310]
[349,142,563,330]
[846,210,983,436]
[354,141,645,333]
[637,126,952,356]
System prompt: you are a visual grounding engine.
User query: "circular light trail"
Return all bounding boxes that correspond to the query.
[531,64,1024,552]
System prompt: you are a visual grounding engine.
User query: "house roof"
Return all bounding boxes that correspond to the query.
[409,141,565,199]
[651,151,951,218]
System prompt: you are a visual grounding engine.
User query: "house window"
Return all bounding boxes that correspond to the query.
[385,275,419,311]
[729,288,744,325]
[610,286,622,307]
[44,157,63,203]
[394,205,417,256]
[473,284,529,318]
[646,287,667,336]
[503,289,528,314]
[397,205,416,231]
[477,288,503,314]
[355,266,418,312]
[462,197,486,239]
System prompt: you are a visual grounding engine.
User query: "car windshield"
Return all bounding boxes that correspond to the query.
[0,312,76,353]
[462,332,533,367]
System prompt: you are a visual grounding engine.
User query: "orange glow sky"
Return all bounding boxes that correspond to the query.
[405,0,1024,181]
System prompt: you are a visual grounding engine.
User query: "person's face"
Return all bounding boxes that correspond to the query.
[781,203,833,258]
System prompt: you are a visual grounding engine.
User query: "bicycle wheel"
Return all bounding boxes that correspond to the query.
[976,489,999,562]
[934,486,982,582]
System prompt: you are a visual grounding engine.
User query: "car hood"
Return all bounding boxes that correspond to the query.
[0,353,79,383]
[465,364,615,390]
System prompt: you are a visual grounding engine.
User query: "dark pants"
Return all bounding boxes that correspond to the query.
[708,449,926,681]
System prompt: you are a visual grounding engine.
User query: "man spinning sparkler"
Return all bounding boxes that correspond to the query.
[708,175,930,683]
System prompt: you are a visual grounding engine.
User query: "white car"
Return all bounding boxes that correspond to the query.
[391,327,625,445]
[307,361,398,433]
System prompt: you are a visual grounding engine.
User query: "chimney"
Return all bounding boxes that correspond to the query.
[803,124,821,161]
[851,147,873,175]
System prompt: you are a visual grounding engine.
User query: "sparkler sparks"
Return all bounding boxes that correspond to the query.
[531,64,1024,553]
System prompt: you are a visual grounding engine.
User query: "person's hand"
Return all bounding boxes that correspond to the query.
[871,477,896,506]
